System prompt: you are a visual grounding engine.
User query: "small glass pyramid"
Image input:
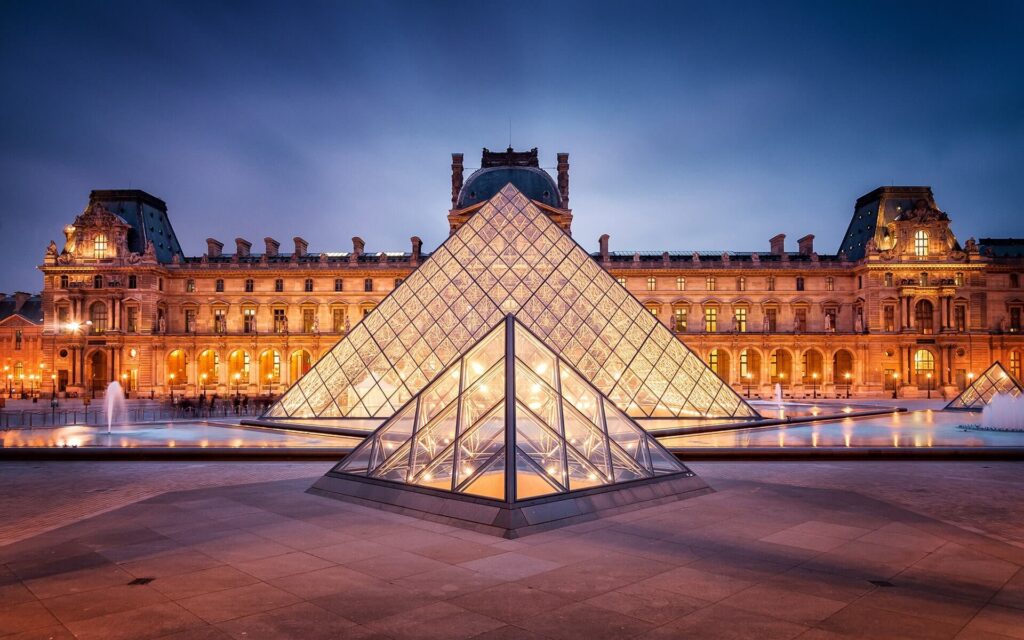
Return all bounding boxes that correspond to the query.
[946,362,1024,410]
[333,315,689,503]
[266,184,757,421]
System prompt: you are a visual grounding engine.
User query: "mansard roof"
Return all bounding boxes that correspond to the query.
[0,293,43,325]
[89,190,184,264]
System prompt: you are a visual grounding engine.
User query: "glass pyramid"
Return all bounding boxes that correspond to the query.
[266,183,758,420]
[333,316,690,502]
[946,362,1024,410]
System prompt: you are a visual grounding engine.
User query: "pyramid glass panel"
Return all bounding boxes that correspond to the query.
[267,184,757,421]
[328,316,690,509]
[946,362,1024,410]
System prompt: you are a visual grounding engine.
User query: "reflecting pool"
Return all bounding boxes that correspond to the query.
[661,409,1024,449]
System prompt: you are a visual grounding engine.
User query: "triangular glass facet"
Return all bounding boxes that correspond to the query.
[328,316,691,505]
[946,362,1024,410]
[268,184,757,420]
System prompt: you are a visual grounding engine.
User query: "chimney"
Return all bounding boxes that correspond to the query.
[293,237,308,257]
[770,234,786,256]
[451,153,464,208]
[264,237,280,257]
[235,238,251,257]
[206,238,223,258]
[599,234,610,263]
[350,236,364,264]
[410,236,422,264]
[13,292,30,313]
[797,234,815,256]
[557,153,570,208]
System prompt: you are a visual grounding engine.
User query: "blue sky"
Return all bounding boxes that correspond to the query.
[1,0,1022,291]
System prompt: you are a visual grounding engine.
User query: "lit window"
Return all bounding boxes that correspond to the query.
[14,329,22,350]
[708,349,719,374]
[214,309,226,333]
[243,308,256,333]
[184,309,196,333]
[736,277,746,291]
[676,277,685,291]
[673,307,687,332]
[302,308,315,332]
[93,234,107,258]
[89,302,107,333]
[616,277,626,287]
[186,279,195,293]
[1011,351,1021,379]
[914,230,929,256]
[646,277,656,291]
[127,307,139,333]
[332,308,346,332]
[826,277,834,291]
[706,276,716,291]
[705,308,717,332]
[646,304,659,317]
[273,308,287,333]
[735,308,747,332]
[955,272,964,287]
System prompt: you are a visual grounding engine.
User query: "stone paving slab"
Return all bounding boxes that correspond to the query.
[0,462,1022,638]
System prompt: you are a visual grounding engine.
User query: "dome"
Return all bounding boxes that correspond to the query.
[457,166,561,209]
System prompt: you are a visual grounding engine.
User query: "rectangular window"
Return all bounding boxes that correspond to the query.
[334,278,343,292]
[706,276,716,291]
[646,304,659,317]
[273,308,287,333]
[364,278,373,292]
[275,279,284,292]
[216,279,224,292]
[186,279,195,293]
[794,308,807,332]
[332,308,347,333]
[765,308,777,333]
[955,272,964,287]
[825,310,837,332]
[243,308,256,333]
[303,308,315,333]
[158,277,163,291]
[57,306,69,327]
[884,306,896,332]
[214,309,226,333]
[60,274,69,288]
[646,277,656,291]
[735,308,747,332]
[673,307,687,332]
[920,272,929,287]
[705,308,717,332]
[304,278,314,292]
[736,277,746,291]
[184,309,196,333]
[885,273,893,287]
[1011,274,1021,288]
[857,275,862,289]
[954,305,966,332]
[1011,308,1022,333]
[796,277,805,291]
[245,279,254,293]
[93,234,107,258]
[739,350,749,378]
[126,307,138,333]
[766,275,775,291]
[676,277,685,291]
[826,277,834,291]
[128,275,137,289]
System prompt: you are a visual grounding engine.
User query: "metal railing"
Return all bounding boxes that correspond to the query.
[0,405,263,429]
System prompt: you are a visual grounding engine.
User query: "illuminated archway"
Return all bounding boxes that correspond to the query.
[197,349,219,387]
[228,350,250,389]
[914,349,935,386]
[833,349,854,384]
[801,349,824,384]
[739,348,762,384]
[770,349,792,384]
[259,349,281,389]
[166,350,187,385]
[290,349,312,381]
[707,349,731,383]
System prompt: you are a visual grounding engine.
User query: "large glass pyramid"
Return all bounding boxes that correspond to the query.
[309,315,708,537]
[267,184,757,421]
[946,362,1024,410]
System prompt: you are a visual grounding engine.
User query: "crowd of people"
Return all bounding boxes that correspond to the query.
[169,393,277,416]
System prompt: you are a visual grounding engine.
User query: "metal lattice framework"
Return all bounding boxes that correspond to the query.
[946,361,1024,410]
[266,184,758,420]
[336,316,689,502]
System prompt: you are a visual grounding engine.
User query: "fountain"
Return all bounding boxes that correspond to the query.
[104,380,126,434]
[978,393,1024,431]
[774,383,782,404]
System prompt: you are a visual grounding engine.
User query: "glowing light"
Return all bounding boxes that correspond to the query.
[472,362,484,375]
[546,466,557,475]
[536,362,548,375]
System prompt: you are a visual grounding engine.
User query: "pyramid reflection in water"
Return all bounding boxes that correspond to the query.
[309,316,709,537]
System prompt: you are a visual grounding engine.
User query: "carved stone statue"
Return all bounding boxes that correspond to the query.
[158,316,167,334]
[824,312,834,332]
[855,312,864,334]
[669,315,676,332]
[312,317,320,335]
[46,240,58,261]
[143,241,157,262]
[345,318,351,334]
[964,237,978,253]
[63,225,77,254]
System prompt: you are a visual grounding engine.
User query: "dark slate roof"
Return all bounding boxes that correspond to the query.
[181,252,431,266]
[0,293,43,324]
[979,238,1024,257]
[838,186,939,261]
[89,190,184,264]
[598,251,840,264]
[458,169,560,208]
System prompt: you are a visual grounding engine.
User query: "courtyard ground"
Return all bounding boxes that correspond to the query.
[1,460,1022,639]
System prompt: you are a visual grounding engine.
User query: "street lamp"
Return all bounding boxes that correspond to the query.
[19,373,25,397]
[811,372,819,399]
[265,373,272,397]
[121,372,128,397]
[892,372,900,399]
[844,372,851,399]
[169,372,176,402]
[200,372,208,396]
[234,372,241,398]
[926,372,933,399]
[744,373,752,398]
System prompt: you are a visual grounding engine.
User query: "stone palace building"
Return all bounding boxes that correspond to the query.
[8,147,1023,400]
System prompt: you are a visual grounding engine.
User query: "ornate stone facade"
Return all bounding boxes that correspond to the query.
[25,152,1024,400]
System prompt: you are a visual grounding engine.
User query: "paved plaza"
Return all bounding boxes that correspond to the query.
[1,460,1022,639]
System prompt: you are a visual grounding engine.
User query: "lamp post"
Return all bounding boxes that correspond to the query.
[744,373,753,398]
[892,372,900,399]
[121,372,128,398]
[811,372,819,399]
[3,365,8,398]
[19,373,25,398]
[5,372,11,398]
[926,372,933,399]
[844,372,851,399]
[233,372,241,398]
[265,373,272,397]
[200,372,208,397]
[169,372,176,403]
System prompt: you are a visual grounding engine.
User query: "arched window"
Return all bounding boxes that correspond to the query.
[197,350,219,385]
[228,350,250,384]
[89,301,107,333]
[93,234,107,258]
[166,350,187,385]
[914,349,935,384]
[915,300,934,334]
[914,230,929,256]
[290,350,312,381]
[259,349,281,385]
